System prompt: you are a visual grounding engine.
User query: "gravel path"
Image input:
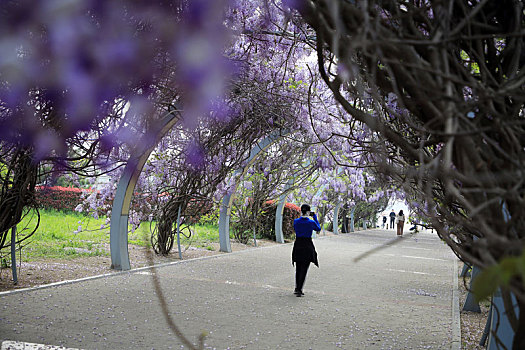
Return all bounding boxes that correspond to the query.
[1,229,458,349]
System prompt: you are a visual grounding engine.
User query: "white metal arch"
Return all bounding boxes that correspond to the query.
[274,178,294,244]
[218,129,291,252]
[109,112,180,270]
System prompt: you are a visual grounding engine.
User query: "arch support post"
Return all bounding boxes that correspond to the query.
[110,162,139,271]
[487,204,517,348]
[110,152,152,270]
[218,193,232,253]
[11,226,17,284]
[110,215,130,270]
[275,179,293,244]
[176,205,182,260]
[274,199,286,244]
[333,203,341,235]
[350,206,355,232]
[463,237,480,312]
[462,266,481,312]
[487,289,518,349]
[109,112,179,270]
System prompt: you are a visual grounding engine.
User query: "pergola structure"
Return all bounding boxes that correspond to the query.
[109,117,348,270]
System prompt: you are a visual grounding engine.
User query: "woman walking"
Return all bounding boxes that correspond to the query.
[396,210,405,236]
[292,204,321,297]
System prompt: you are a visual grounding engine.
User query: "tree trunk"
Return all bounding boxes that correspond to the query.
[0,148,38,249]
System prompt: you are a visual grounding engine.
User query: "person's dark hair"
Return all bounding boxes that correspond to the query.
[399,210,404,215]
[300,204,311,215]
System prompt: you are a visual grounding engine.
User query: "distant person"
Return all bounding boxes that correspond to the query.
[409,218,419,232]
[389,209,396,229]
[292,204,321,297]
[382,214,387,229]
[396,210,405,236]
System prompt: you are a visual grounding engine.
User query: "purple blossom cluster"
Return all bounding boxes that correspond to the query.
[0,0,230,156]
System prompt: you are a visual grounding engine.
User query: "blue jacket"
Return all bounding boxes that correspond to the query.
[293,215,321,238]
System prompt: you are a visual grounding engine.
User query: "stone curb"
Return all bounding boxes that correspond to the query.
[0,242,289,297]
[1,340,80,350]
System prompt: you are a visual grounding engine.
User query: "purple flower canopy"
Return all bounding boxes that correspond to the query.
[0,0,231,155]
[2,0,390,228]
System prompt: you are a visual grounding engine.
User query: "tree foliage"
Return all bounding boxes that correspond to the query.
[288,0,525,346]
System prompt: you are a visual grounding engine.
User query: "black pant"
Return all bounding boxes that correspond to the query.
[295,261,310,292]
[390,218,395,229]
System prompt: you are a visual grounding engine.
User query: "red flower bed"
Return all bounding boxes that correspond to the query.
[35,186,94,212]
[259,200,301,241]
[285,202,301,212]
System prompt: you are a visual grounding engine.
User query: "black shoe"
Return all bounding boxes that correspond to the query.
[294,290,304,296]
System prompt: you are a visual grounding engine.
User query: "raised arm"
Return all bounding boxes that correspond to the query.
[311,214,321,232]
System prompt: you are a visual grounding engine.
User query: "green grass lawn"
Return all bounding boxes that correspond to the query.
[12,209,220,260]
